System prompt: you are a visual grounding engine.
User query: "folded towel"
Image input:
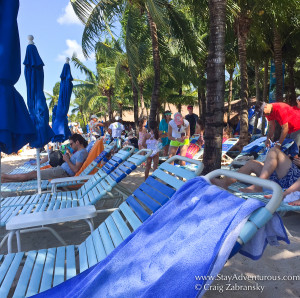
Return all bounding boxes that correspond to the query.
[38,177,288,298]
[242,137,266,153]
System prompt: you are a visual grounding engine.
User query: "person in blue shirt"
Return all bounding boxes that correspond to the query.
[1,134,89,182]
[159,110,172,155]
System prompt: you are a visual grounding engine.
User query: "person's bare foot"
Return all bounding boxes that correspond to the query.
[264,194,272,199]
[239,185,263,193]
[211,178,230,190]
[288,199,300,206]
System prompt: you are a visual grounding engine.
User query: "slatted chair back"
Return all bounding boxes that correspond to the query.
[0,157,203,297]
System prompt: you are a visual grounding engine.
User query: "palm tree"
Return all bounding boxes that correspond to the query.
[72,53,116,121]
[71,0,204,126]
[45,82,60,112]
[203,0,227,173]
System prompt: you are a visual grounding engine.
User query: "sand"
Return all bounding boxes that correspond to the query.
[0,154,299,297]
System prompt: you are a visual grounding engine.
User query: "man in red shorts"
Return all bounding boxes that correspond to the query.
[255,102,300,148]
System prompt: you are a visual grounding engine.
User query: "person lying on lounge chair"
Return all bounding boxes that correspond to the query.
[1,134,88,183]
[212,147,300,193]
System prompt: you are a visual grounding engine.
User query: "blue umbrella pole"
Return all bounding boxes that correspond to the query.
[36,149,42,194]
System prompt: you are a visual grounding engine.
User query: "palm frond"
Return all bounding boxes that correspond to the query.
[72,56,97,83]
[72,0,122,57]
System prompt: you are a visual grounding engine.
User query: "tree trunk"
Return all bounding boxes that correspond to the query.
[227,69,234,125]
[177,104,182,113]
[119,103,123,118]
[177,87,182,113]
[261,59,269,135]
[253,61,260,134]
[107,92,113,122]
[236,13,250,150]
[203,0,226,174]
[273,26,284,102]
[287,59,296,106]
[139,83,146,117]
[147,10,160,127]
[132,81,139,132]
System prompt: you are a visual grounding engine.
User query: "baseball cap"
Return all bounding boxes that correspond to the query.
[91,114,97,119]
[187,105,193,110]
[174,112,183,125]
[115,116,121,121]
[297,95,300,101]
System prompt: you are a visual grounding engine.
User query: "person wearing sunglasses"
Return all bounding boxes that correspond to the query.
[168,112,190,165]
[1,134,89,183]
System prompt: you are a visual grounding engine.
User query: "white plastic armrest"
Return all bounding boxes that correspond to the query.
[51,175,92,185]
[166,156,204,176]
[205,169,283,214]
[135,149,153,159]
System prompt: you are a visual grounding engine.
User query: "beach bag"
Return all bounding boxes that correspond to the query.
[49,150,64,167]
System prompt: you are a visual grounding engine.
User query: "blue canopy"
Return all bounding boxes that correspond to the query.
[24,42,54,148]
[0,0,35,154]
[52,62,73,142]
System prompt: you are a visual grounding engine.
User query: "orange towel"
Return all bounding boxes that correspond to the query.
[75,139,104,176]
[40,165,51,170]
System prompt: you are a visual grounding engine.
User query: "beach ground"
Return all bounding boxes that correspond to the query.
[0,153,299,297]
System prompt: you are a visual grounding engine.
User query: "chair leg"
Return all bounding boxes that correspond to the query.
[85,219,94,232]
[7,231,15,254]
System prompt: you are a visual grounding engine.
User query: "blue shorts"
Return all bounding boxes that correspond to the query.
[269,163,300,189]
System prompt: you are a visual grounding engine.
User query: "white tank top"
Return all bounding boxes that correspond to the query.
[169,119,189,138]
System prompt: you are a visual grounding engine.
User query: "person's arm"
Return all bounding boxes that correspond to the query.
[277,123,289,148]
[96,122,105,127]
[181,124,190,142]
[62,153,84,174]
[283,177,300,198]
[266,120,275,147]
[168,124,177,141]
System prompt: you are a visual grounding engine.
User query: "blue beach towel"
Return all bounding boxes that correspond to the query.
[37,177,288,298]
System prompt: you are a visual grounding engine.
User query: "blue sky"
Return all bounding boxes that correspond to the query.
[16,0,95,102]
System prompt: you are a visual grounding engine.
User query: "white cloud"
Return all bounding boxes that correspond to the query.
[57,2,82,25]
[57,39,86,62]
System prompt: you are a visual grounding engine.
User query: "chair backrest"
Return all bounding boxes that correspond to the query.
[77,146,136,197]
[78,141,116,176]
[78,149,153,204]
[222,138,239,153]
[78,156,204,271]
[101,146,135,174]
[108,149,153,184]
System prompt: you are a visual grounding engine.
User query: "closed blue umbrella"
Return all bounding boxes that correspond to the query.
[24,35,54,148]
[23,35,55,193]
[0,0,35,155]
[52,58,73,142]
